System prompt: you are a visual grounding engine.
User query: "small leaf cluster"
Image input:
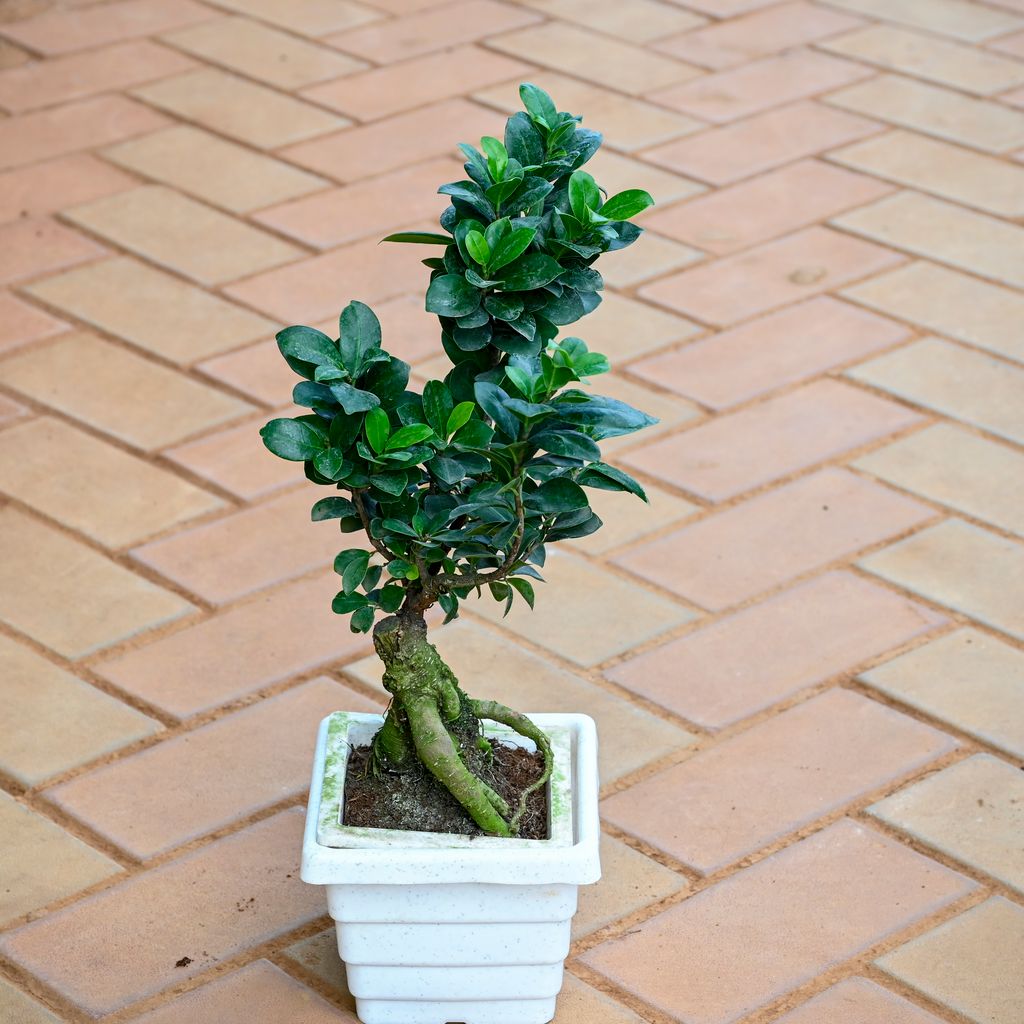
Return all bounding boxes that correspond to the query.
[261,84,657,635]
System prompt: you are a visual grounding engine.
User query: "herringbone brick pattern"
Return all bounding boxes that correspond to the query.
[1,0,1022,1021]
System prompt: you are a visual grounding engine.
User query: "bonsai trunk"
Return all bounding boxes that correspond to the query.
[369,609,552,837]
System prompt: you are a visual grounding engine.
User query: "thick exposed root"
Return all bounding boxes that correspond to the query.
[471,699,553,832]
[368,611,551,837]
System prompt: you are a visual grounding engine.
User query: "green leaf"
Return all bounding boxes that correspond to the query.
[276,325,341,372]
[339,300,381,375]
[484,294,524,321]
[362,356,410,408]
[528,478,589,514]
[532,430,601,461]
[387,558,418,580]
[507,576,535,609]
[334,549,370,594]
[446,401,475,437]
[520,82,558,129]
[328,381,381,414]
[365,406,390,453]
[260,418,326,461]
[313,448,345,478]
[311,497,357,521]
[489,226,536,273]
[579,462,648,500]
[465,229,490,267]
[502,176,552,215]
[554,391,658,439]
[386,424,435,450]
[380,231,452,244]
[350,605,375,633]
[600,189,655,221]
[569,170,601,221]
[485,217,511,250]
[504,111,544,167]
[423,379,454,436]
[425,273,481,317]
[474,381,520,439]
[499,252,562,291]
[480,135,508,179]
[332,591,369,614]
[378,585,404,613]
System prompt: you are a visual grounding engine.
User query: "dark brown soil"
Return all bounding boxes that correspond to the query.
[343,740,549,840]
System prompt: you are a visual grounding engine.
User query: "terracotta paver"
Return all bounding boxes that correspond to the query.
[653,2,863,68]
[0,290,68,354]
[0,810,322,1017]
[0,507,194,659]
[628,296,908,409]
[821,24,1024,94]
[603,689,955,873]
[254,157,461,249]
[0,634,161,787]
[774,977,944,1023]
[0,95,168,171]
[851,334,1024,438]
[64,185,302,287]
[328,0,540,63]
[860,628,1024,759]
[614,468,933,610]
[0,0,214,55]
[860,518,1024,641]
[877,898,1024,1024]
[103,125,328,215]
[641,101,881,185]
[470,551,698,667]
[0,216,105,285]
[161,16,366,90]
[23,256,275,363]
[94,571,370,718]
[0,416,223,547]
[280,98,497,182]
[0,791,121,926]
[133,67,347,148]
[843,261,1024,362]
[486,22,702,96]
[830,129,1024,217]
[640,226,904,325]
[0,2,1019,1019]
[1,332,256,450]
[825,0,1022,41]
[651,49,872,124]
[645,159,893,255]
[49,678,376,859]
[583,819,975,1024]
[834,189,1024,289]
[307,44,530,120]
[608,570,945,729]
[0,40,195,112]
[869,754,1024,893]
[130,486,355,605]
[620,378,922,500]
[0,977,61,1024]
[130,960,358,1023]
[855,422,1024,536]
[827,73,1024,152]
[0,153,135,223]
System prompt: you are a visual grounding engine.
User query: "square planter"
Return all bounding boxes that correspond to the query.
[301,711,601,1024]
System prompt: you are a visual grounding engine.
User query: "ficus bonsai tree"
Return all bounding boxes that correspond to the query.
[261,84,656,838]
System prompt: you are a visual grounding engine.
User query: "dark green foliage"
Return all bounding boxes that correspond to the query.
[262,83,656,635]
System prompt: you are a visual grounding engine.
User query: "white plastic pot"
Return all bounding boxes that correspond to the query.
[301,711,601,1024]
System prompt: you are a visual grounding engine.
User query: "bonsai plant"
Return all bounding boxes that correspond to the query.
[264,82,656,1023]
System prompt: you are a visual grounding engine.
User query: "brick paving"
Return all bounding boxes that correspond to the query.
[0,1,1021,1021]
